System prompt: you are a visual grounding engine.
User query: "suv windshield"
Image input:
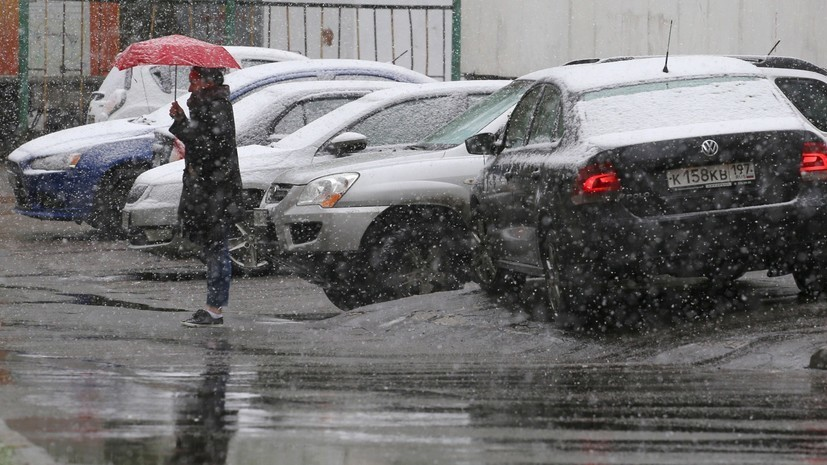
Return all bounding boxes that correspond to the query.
[418,80,534,147]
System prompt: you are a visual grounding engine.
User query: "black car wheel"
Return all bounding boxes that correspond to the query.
[323,284,373,311]
[228,221,272,276]
[90,168,138,238]
[365,216,464,302]
[540,228,593,322]
[470,212,522,294]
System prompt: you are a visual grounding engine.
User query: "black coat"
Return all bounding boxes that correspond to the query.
[170,85,244,248]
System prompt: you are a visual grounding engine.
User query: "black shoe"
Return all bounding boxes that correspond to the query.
[181,309,224,327]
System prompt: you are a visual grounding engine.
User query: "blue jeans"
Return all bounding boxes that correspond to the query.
[204,233,232,309]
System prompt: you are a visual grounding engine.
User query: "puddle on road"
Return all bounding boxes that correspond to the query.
[4,352,827,464]
[60,293,188,313]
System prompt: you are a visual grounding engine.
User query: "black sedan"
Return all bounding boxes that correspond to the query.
[468,55,827,322]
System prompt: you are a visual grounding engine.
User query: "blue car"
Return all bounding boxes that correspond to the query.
[6,59,433,236]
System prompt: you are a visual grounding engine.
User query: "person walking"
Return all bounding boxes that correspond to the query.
[169,66,244,327]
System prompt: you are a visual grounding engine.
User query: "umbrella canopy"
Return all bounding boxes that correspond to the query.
[114,34,241,70]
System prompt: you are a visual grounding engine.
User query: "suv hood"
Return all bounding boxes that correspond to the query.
[9,118,160,163]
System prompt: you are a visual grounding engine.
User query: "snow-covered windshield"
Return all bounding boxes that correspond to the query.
[578,76,794,138]
[419,80,534,147]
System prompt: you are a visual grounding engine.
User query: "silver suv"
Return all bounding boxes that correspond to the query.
[260,78,539,309]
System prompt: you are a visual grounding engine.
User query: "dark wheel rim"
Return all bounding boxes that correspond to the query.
[542,238,565,317]
[370,223,459,298]
[385,241,453,296]
[470,217,499,287]
[228,222,268,273]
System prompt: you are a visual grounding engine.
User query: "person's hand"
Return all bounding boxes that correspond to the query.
[169,101,185,121]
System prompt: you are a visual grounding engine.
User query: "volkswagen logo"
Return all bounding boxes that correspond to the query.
[701,139,719,156]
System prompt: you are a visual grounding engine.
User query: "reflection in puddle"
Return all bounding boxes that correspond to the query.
[168,336,235,465]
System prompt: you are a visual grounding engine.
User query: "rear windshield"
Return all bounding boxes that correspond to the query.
[578,76,794,138]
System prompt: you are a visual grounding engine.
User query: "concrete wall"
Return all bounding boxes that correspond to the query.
[461,0,827,78]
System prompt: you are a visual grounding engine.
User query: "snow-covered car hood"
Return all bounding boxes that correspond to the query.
[132,143,302,189]
[8,118,161,163]
[238,144,316,190]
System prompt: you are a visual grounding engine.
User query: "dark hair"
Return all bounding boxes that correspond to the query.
[192,66,225,85]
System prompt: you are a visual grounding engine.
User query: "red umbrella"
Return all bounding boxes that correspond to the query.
[113,35,241,99]
[114,34,241,70]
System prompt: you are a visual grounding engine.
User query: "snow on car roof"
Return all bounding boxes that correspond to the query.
[223,46,308,63]
[129,59,435,124]
[223,58,435,94]
[519,55,764,93]
[273,80,511,151]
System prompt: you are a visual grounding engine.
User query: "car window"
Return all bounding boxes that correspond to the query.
[271,97,355,136]
[340,94,477,147]
[527,85,563,145]
[774,77,827,132]
[503,85,544,149]
[149,65,189,94]
[421,80,534,146]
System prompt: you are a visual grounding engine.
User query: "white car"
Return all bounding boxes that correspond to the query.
[87,46,309,124]
[123,80,509,273]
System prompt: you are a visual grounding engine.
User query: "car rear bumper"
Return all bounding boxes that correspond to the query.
[567,197,827,278]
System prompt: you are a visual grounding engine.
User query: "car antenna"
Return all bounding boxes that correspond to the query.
[392,50,410,64]
[766,39,781,59]
[662,20,673,73]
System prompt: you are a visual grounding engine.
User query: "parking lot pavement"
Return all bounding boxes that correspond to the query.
[5,164,827,464]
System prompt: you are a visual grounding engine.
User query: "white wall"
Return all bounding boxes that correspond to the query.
[461,0,827,77]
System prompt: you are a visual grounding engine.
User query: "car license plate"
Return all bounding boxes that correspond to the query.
[666,162,755,189]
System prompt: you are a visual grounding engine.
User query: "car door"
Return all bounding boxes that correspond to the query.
[477,84,546,268]
[500,84,564,268]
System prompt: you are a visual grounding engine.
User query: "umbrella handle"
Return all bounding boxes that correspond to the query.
[174,65,178,100]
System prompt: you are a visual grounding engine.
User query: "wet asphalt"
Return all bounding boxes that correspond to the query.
[2,175,827,464]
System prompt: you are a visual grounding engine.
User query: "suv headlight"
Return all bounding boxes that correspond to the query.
[297,173,359,208]
[29,152,82,171]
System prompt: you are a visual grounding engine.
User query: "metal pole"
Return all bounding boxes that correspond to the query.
[18,0,30,138]
[450,0,461,81]
[225,0,236,45]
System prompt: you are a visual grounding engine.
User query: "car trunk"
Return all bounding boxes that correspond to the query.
[611,131,806,217]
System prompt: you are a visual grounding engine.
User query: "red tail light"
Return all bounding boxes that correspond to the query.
[801,141,827,181]
[572,162,621,205]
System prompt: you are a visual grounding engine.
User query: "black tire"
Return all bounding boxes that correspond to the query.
[364,213,466,303]
[470,211,523,294]
[228,220,272,276]
[323,285,373,311]
[539,228,596,323]
[90,168,140,238]
[793,266,825,302]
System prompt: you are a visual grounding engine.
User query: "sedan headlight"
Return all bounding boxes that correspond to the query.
[297,173,359,208]
[29,153,82,171]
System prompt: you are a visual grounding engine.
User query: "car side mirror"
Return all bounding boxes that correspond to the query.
[325,132,368,156]
[465,132,501,155]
